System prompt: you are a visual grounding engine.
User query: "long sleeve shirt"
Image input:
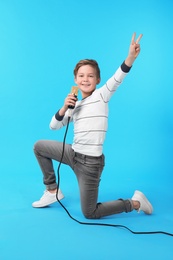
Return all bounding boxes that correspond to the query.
[50,62,131,156]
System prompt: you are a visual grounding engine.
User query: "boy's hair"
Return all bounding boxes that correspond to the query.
[73,59,100,79]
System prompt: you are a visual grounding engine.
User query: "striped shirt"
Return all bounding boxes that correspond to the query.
[50,63,131,156]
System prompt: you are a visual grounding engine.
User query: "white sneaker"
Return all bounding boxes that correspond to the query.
[32,189,64,208]
[132,190,153,215]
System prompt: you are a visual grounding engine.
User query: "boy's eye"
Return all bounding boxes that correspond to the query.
[78,74,94,78]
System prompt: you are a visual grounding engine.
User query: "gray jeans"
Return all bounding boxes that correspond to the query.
[34,140,133,219]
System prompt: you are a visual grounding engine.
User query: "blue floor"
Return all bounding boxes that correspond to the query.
[1,161,173,260]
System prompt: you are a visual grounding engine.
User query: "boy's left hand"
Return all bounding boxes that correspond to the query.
[129,32,143,59]
[125,32,143,67]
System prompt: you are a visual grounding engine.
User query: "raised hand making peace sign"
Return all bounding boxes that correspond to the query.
[125,32,143,67]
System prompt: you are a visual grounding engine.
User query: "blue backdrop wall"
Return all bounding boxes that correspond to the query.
[0,0,173,204]
[1,1,173,259]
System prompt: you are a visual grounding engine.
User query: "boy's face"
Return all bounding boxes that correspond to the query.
[75,65,100,98]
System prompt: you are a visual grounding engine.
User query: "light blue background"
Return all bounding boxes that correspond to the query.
[0,0,173,259]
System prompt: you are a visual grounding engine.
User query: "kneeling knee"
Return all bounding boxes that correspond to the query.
[33,140,43,154]
[82,210,99,220]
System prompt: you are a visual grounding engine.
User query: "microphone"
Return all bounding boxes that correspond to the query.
[68,86,78,109]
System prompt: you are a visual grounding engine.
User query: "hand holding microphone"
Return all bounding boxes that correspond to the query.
[58,86,78,118]
[67,86,78,118]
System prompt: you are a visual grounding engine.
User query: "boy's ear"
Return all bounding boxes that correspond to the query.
[97,78,101,85]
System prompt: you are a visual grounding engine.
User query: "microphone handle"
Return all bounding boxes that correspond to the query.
[68,95,77,109]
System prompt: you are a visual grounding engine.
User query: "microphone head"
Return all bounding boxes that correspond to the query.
[71,86,78,96]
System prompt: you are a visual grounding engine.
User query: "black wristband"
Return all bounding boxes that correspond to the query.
[121,61,132,73]
[55,110,64,121]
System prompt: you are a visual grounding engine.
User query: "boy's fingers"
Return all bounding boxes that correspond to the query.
[131,32,136,44]
[136,34,143,44]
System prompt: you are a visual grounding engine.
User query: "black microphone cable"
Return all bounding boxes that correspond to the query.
[56,116,173,237]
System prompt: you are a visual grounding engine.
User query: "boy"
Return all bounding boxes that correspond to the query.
[33,33,153,219]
